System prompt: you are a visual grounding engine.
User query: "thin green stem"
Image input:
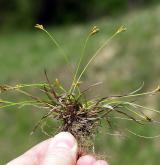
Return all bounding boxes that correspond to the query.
[119,90,156,98]
[72,32,119,93]
[124,106,146,120]
[11,83,48,89]
[127,129,160,139]
[69,34,90,94]
[43,29,71,68]
[126,102,160,115]
[0,100,38,109]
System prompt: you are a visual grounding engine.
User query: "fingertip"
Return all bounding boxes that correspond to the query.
[49,132,78,155]
[42,132,78,165]
[93,160,109,165]
[53,132,76,142]
[76,155,96,165]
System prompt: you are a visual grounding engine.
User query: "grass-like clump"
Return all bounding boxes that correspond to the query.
[0,24,160,155]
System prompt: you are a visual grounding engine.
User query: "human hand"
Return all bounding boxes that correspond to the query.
[7,132,108,165]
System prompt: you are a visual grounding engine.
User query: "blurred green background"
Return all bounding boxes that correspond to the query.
[0,0,160,164]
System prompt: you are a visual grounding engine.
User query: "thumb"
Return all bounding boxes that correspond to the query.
[42,132,78,165]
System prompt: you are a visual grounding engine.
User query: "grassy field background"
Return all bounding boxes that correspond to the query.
[0,4,160,164]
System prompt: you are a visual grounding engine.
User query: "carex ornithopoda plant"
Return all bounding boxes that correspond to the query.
[0,24,160,153]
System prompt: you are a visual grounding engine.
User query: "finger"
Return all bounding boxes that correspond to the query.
[93,160,109,165]
[7,138,52,165]
[76,155,96,165]
[42,132,78,165]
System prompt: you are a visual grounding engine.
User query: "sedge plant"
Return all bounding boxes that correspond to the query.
[0,24,160,155]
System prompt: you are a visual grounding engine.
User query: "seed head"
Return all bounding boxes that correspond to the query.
[90,26,100,36]
[55,78,61,87]
[35,24,44,30]
[116,25,127,34]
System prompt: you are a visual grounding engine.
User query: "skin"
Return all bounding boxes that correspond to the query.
[7,132,109,165]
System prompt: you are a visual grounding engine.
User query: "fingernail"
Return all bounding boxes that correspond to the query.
[50,132,77,152]
[77,155,96,165]
[93,160,109,165]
